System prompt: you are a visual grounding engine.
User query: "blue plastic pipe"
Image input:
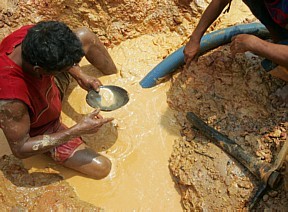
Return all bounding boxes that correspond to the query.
[140,23,270,88]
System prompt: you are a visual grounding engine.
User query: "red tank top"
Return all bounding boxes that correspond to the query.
[0,25,62,136]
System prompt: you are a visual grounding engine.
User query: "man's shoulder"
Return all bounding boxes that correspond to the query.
[0,99,27,114]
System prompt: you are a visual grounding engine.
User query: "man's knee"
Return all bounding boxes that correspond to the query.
[91,156,112,179]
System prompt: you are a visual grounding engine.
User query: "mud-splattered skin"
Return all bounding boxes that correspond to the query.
[0,100,60,155]
[0,99,107,155]
[0,100,31,156]
[0,96,113,180]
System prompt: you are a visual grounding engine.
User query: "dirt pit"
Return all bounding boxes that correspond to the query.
[0,155,101,210]
[0,0,287,211]
[168,45,288,210]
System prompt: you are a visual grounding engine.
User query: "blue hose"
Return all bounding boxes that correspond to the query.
[140,23,270,88]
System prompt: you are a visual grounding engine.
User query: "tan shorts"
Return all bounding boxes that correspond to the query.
[54,72,71,100]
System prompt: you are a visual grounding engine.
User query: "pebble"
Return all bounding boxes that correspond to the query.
[237,182,251,189]
[263,194,269,202]
[268,190,278,198]
[269,129,282,138]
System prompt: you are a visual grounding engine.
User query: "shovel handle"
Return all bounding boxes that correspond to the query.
[186,112,279,186]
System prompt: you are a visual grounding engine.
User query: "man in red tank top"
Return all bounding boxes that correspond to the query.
[0,21,117,179]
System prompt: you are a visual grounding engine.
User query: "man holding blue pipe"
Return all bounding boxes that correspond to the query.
[184,0,288,82]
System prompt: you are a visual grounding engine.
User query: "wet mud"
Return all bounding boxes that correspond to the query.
[167,46,288,210]
[0,155,101,210]
[0,0,287,211]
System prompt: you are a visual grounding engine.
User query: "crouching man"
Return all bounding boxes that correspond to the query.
[0,21,117,179]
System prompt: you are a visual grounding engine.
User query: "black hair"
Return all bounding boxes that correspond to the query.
[22,21,85,72]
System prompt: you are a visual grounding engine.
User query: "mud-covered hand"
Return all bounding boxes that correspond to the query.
[73,109,114,135]
[230,34,259,55]
[75,72,102,92]
[184,37,200,67]
[69,65,102,92]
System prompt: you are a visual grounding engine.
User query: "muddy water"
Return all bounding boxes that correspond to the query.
[21,32,185,211]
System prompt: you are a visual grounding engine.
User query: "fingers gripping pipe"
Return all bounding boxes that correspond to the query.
[140,23,270,88]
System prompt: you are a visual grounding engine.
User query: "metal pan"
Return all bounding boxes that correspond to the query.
[86,85,129,111]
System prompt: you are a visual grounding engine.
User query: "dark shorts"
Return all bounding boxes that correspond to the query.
[243,0,288,41]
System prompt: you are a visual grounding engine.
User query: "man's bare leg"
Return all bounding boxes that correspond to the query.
[74,27,117,75]
[63,143,112,179]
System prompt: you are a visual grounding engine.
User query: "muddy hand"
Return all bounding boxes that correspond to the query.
[74,108,114,135]
[69,64,102,92]
[79,74,102,92]
[230,34,258,55]
[184,37,200,68]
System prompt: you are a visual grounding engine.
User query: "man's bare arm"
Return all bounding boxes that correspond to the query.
[184,0,231,64]
[0,100,113,159]
[231,34,288,69]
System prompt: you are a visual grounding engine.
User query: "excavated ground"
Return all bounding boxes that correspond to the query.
[0,155,101,210]
[167,46,288,210]
[0,0,287,210]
